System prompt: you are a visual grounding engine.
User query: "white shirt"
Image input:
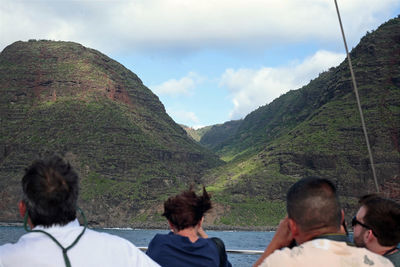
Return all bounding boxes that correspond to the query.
[260,238,394,267]
[0,219,159,267]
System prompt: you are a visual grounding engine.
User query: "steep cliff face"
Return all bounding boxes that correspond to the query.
[199,120,242,154]
[0,40,222,226]
[202,17,400,226]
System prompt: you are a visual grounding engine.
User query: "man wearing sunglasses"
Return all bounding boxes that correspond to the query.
[353,194,400,267]
[254,177,394,267]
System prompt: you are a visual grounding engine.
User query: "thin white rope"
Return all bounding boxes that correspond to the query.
[333,0,380,192]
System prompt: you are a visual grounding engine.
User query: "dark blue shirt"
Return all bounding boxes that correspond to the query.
[146,232,231,267]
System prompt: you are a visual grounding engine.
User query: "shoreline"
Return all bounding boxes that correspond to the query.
[0,222,24,227]
[0,221,277,231]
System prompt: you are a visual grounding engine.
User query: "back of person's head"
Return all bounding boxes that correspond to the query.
[163,187,212,231]
[22,155,79,227]
[286,176,341,232]
[359,194,400,247]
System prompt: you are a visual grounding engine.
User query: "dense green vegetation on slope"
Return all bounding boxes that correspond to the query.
[0,17,398,228]
[0,40,222,227]
[180,124,213,142]
[199,120,242,158]
[201,16,400,226]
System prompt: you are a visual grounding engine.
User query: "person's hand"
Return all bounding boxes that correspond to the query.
[197,226,208,238]
[253,216,293,267]
[271,216,293,248]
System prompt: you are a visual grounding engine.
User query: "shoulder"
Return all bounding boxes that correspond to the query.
[83,228,133,244]
[360,249,394,267]
[78,229,145,257]
[258,246,297,267]
[0,232,35,255]
[385,248,400,266]
[207,237,226,255]
[0,229,159,267]
[77,229,160,266]
[260,240,394,267]
[313,240,394,267]
[334,241,394,265]
[148,233,171,245]
[209,237,224,246]
[147,233,173,255]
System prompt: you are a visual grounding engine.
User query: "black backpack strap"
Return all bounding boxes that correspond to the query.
[211,237,227,267]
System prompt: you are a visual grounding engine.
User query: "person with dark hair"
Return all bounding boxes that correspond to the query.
[254,177,393,267]
[0,155,159,267]
[146,187,232,267]
[353,194,400,266]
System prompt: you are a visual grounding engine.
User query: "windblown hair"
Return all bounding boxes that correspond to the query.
[163,187,212,231]
[359,194,400,246]
[22,155,79,227]
[286,177,341,232]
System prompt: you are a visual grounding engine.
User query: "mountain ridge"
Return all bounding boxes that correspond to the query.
[199,16,400,226]
[0,16,399,228]
[0,40,222,227]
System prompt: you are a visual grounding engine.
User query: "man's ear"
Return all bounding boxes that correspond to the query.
[339,209,349,235]
[167,220,175,232]
[19,200,26,218]
[340,209,345,224]
[198,216,204,228]
[365,229,377,244]
[288,218,299,237]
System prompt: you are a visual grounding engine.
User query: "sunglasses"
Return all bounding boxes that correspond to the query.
[351,216,378,237]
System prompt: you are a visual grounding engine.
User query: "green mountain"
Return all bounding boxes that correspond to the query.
[179,124,213,142]
[199,120,242,157]
[202,16,400,227]
[1,17,399,229]
[0,40,222,227]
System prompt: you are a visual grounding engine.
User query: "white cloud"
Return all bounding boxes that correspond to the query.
[152,72,203,96]
[109,0,399,52]
[166,109,200,125]
[1,0,398,53]
[220,50,345,120]
[192,125,206,130]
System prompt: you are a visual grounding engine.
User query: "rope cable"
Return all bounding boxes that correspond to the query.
[333,0,380,192]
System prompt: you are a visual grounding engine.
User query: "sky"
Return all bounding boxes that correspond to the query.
[1,0,399,128]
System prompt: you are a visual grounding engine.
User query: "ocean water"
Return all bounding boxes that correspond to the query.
[0,226,274,266]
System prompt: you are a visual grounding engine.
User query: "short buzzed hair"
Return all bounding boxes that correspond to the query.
[359,194,400,246]
[286,177,341,232]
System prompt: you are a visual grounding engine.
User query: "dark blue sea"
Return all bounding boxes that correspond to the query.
[0,226,274,266]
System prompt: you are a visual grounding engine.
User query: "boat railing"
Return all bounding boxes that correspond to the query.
[137,247,264,254]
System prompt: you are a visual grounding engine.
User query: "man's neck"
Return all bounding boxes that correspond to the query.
[368,243,398,256]
[175,227,199,243]
[296,226,340,244]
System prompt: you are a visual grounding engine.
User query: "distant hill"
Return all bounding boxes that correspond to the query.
[199,120,242,158]
[0,40,222,227]
[180,124,213,142]
[202,16,400,227]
